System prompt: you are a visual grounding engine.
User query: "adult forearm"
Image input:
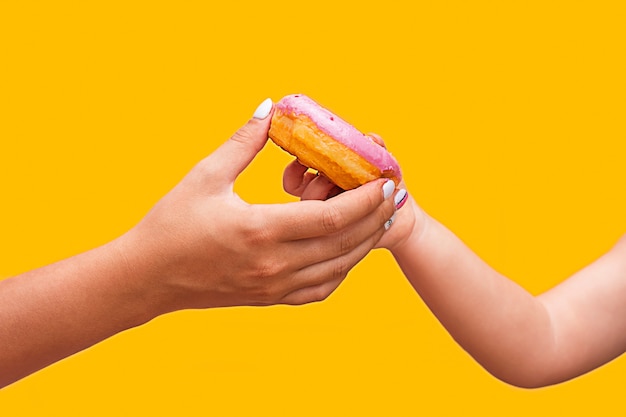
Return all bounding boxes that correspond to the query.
[0,238,157,387]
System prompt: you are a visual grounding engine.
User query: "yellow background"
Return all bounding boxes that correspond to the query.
[1,1,625,415]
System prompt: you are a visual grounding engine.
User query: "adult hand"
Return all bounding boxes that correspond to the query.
[0,99,398,387]
[119,100,399,312]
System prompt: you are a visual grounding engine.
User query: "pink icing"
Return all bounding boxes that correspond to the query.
[275,94,401,177]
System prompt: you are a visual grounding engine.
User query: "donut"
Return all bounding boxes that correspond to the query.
[268,94,401,190]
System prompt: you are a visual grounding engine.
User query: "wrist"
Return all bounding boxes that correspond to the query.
[109,231,175,323]
[387,200,431,256]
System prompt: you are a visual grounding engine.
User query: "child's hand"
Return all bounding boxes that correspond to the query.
[281,133,422,252]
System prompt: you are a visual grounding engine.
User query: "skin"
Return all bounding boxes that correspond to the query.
[0,109,398,388]
[285,134,626,389]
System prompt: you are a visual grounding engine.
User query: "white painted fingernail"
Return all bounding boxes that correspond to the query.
[394,189,408,209]
[384,213,397,231]
[382,179,395,199]
[253,98,273,119]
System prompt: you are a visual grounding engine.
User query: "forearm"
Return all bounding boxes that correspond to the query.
[393,202,626,387]
[391,205,557,387]
[0,237,159,388]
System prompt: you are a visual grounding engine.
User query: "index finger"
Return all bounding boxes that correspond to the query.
[268,178,397,241]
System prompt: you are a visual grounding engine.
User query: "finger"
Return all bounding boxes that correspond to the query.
[279,277,343,306]
[283,159,317,197]
[279,225,386,305]
[265,178,397,240]
[300,175,339,201]
[201,98,274,184]
[326,186,344,199]
[367,132,387,148]
[280,197,394,269]
[283,159,342,200]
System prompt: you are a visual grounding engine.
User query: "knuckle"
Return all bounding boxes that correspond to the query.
[253,258,284,281]
[245,227,270,247]
[242,214,275,246]
[322,205,346,234]
[331,259,349,282]
[338,230,356,255]
[230,127,254,145]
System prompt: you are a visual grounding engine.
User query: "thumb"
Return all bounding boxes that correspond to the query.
[206,98,274,184]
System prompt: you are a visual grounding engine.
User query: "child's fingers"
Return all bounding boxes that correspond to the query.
[367,132,387,148]
[282,159,317,197]
[283,159,342,201]
[300,175,339,201]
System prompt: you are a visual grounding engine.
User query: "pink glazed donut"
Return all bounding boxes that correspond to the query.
[268,94,401,190]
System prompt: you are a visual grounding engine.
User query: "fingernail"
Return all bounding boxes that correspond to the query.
[394,189,408,209]
[384,213,397,231]
[382,179,395,199]
[253,98,273,119]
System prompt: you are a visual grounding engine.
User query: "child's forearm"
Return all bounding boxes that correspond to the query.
[392,210,555,387]
[391,202,626,387]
